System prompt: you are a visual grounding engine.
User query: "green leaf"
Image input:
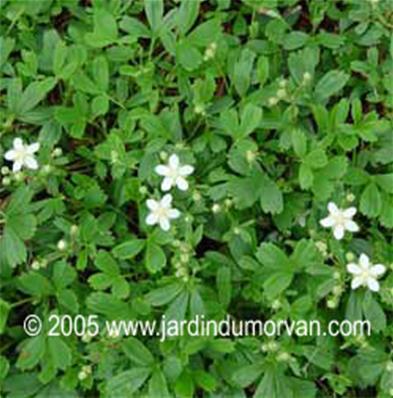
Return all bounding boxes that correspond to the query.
[299,163,314,189]
[177,0,199,34]
[257,56,269,86]
[48,337,71,370]
[18,272,53,297]
[175,370,194,398]
[149,369,170,397]
[254,366,293,398]
[122,337,154,366]
[256,243,290,269]
[263,271,294,299]
[144,0,163,34]
[314,70,349,101]
[17,77,57,115]
[233,48,256,97]
[188,19,221,47]
[85,8,118,47]
[239,104,262,139]
[92,95,109,117]
[305,149,328,169]
[16,336,45,370]
[176,40,202,71]
[260,176,283,214]
[362,292,386,332]
[0,356,9,380]
[216,267,231,307]
[232,363,263,387]
[345,290,364,322]
[0,299,10,334]
[360,183,382,218]
[194,370,217,392]
[146,283,183,306]
[107,368,151,396]
[375,174,393,193]
[291,129,307,157]
[145,242,167,273]
[283,31,309,50]
[95,250,119,276]
[113,239,145,259]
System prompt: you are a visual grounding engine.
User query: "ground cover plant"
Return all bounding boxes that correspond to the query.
[0,0,393,396]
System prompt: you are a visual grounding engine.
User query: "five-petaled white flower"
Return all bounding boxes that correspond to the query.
[155,154,194,192]
[145,194,180,231]
[347,254,386,292]
[320,202,359,240]
[4,137,40,172]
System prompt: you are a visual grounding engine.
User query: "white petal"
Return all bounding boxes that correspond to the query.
[370,264,386,277]
[176,176,189,191]
[161,194,173,208]
[351,276,363,290]
[146,199,159,211]
[333,224,344,240]
[27,142,40,154]
[13,138,24,150]
[347,263,362,275]
[328,202,339,216]
[4,149,16,161]
[161,177,173,192]
[359,254,370,269]
[159,217,170,231]
[168,209,180,219]
[343,207,356,218]
[344,220,359,232]
[146,213,158,225]
[320,216,335,228]
[367,278,380,292]
[155,165,169,176]
[24,156,38,170]
[179,165,194,176]
[12,161,23,172]
[168,154,179,169]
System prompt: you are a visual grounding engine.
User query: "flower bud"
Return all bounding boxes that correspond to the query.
[70,225,79,236]
[57,239,67,251]
[2,177,11,186]
[346,193,355,202]
[14,172,24,182]
[345,252,355,262]
[1,166,9,175]
[52,147,63,157]
[268,97,279,106]
[41,164,52,174]
[277,352,291,362]
[192,191,201,201]
[212,203,221,213]
[327,299,337,309]
[276,89,286,99]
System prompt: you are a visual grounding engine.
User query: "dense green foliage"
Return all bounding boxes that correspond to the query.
[0,0,392,397]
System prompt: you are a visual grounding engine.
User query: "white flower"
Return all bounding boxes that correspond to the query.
[155,154,194,192]
[145,194,180,231]
[320,202,359,240]
[4,138,40,172]
[347,254,386,292]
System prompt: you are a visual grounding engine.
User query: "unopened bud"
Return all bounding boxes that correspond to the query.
[1,166,9,175]
[57,239,67,251]
[345,252,355,262]
[212,203,221,213]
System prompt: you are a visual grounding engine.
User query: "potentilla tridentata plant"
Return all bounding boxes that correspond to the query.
[0,1,392,397]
